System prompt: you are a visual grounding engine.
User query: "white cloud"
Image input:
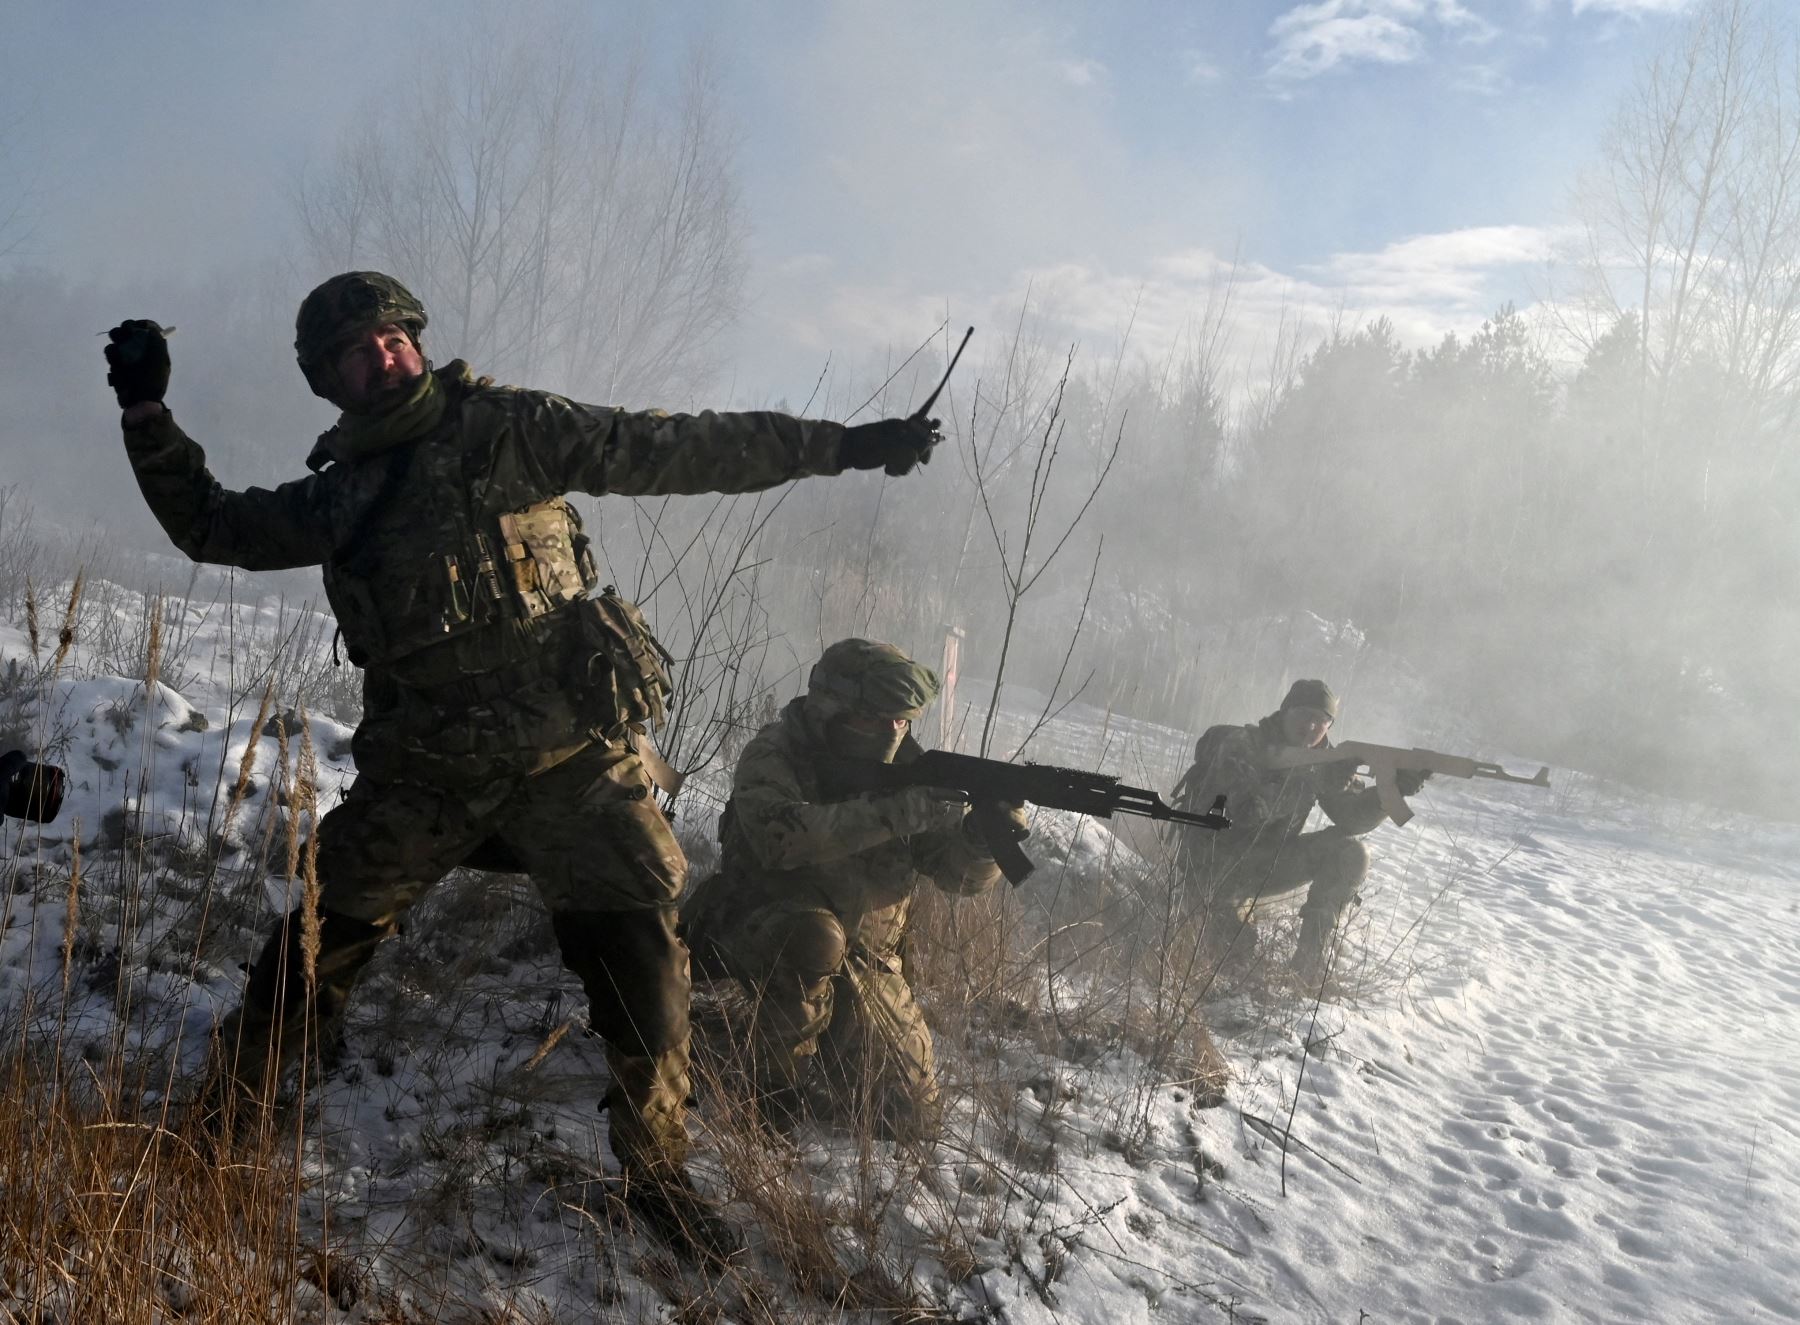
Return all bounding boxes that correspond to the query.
[1058,57,1109,87]
[1180,49,1224,84]
[1571,0,1693,14]
[748,223,1580,413]
[1307,224,1573,306]
[1267,0,1495,81]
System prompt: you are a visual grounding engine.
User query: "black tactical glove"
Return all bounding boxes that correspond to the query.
[1395,767,1432,797]
[839,415,943,477]
[104,320,174,409]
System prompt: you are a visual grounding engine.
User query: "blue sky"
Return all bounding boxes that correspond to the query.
[4,0,1701,401]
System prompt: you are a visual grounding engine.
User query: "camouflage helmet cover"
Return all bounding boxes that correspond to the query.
[294,271,428,397]
[807,639,941,721]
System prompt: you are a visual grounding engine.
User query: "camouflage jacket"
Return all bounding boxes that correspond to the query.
[123,363,846,784]
[1172,712,1384,864]
[702,700,1002,957]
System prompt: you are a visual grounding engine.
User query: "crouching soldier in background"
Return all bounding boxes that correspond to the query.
[1169,679,1429,988]
[682,640,1023,1139]
[102,273,943,1257]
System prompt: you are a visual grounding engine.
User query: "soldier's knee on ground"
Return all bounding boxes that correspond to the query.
[553,908,690,1059]
[1333,836,1372,880]
[766,908,848,982]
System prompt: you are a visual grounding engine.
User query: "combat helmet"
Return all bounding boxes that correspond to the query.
[806,639,940,721]
[294,271,429,400]
[1280,678,1339,721]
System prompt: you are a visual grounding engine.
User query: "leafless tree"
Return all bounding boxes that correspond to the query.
[1567,0,1800,438]
[295,2,743,405]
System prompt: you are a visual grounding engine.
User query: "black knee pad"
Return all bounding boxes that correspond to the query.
[553,908,690,1058]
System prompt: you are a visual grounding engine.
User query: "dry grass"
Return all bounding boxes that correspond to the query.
[0,1051,320,1323]
[0,496,1446,1324]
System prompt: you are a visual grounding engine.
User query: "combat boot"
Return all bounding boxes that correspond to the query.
[751,1080,814,1137]
[1291,912,1338,993]
[189,909,391,1143]
[189,1000,287,1145]
[617,1160,743,1262]
[1200,909,1260,987]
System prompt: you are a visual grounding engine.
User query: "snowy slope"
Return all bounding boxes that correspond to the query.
[1,593,1795,1323]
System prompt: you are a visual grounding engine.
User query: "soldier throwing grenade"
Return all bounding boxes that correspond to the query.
[104,273,943,1256]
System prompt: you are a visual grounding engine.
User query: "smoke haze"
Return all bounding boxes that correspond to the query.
[2,0,1790,814]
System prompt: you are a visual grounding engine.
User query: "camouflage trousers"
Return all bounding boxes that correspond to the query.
[708,899,938,1136]
[206,737,693,1170]
[1191,829,1371,974]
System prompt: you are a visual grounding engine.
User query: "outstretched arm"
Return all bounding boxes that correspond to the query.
[487,386,943,502]
[500,391,848,499]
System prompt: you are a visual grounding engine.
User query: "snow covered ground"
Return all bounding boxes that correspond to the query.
[1,586,1795,1322]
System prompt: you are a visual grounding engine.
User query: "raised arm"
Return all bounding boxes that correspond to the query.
[107,320,331,571]
[122,411,332,571]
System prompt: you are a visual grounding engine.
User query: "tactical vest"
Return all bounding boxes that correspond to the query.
[318,385,671,730]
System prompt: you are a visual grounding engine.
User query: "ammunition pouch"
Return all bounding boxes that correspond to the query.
[495,501,598,621]
[577,586,675,735]
[327,493,600,671]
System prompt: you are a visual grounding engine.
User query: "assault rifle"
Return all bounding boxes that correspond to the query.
[823,748,1230,885]
[1264,741,1550,827]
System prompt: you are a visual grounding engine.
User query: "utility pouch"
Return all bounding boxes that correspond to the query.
[578,585,675,732]
[497,500,595,620]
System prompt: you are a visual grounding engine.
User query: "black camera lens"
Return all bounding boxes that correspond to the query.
[0,750,67,823]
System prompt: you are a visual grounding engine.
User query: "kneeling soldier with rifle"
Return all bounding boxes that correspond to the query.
[683,640,1021,1138]
[684,638,1231,1136]
[1170,679,1549,989]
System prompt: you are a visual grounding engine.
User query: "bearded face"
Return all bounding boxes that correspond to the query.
[328,323,427,413]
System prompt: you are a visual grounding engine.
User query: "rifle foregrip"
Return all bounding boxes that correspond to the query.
[971,800,1035,886]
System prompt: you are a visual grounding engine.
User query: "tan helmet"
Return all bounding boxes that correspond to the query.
[294,271,428,400]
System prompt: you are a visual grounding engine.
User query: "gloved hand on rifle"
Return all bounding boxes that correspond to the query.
[104,319,174,410]
[1395,767,1433,797]
[877,785,969,838]
[839,415,943,477]
[965,798,1030,847]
